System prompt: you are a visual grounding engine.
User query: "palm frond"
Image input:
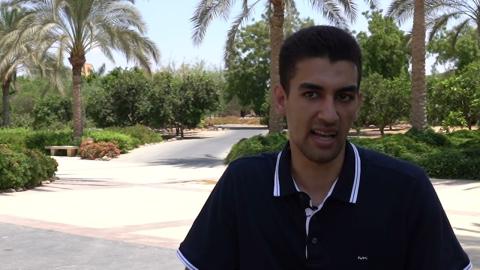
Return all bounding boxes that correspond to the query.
[224,0,258,63]
[191,0,235,45]
[450,18,471,47]
[427,11,458,41]
[309,0,348,27]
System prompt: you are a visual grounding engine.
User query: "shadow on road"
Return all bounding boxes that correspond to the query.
[148,157,223,168]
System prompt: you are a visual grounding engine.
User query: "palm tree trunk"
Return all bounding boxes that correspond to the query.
[410,0,427,131]
[2,78,11,127]
[268,0,285,134]
[69,54,86,140]
[476,17,480,45]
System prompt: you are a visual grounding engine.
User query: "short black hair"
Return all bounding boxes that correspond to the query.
[279,25,362,93]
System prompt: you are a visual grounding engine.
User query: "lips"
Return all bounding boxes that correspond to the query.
[309,128,337,148]
[310,129,337,138]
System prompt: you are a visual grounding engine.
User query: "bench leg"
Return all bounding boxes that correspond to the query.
[66,149,76,157]
[50,149,56,156]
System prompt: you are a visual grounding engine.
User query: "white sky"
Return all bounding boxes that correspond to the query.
[86,1,434,73]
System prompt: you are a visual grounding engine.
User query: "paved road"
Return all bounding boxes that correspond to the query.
[1,128,479,269]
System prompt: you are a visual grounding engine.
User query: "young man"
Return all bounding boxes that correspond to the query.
[177,26,472,269]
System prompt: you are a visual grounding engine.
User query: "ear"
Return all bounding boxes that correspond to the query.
[274,84,287,116]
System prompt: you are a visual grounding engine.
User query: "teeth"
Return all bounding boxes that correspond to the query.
[312,130,336,137]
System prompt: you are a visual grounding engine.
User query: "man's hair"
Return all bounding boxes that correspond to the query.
[279,25,362,93]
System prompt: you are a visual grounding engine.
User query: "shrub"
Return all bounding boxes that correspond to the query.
[79,141,121,160]
[32,95,72,129]
[106,125,162,145]
[419,148,480,180]
[405,128,450,146]
[25,129,75,152]
[0,128,30,149]
[84,130,138,153]
[225,132,287,163]
[0,145,57,190]
[24,149,58,188]
[0,145,30,189]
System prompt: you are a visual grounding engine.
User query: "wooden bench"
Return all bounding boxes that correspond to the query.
[45,146,79,157]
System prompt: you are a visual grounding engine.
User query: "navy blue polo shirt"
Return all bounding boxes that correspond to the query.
[178,142,472,270]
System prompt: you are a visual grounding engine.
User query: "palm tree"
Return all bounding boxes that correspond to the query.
[0,4,61,126]
[16,0,159,139]
[192,0,364,133]
[410,0,427,130]
[388,0,431,130]
[389,0,480,45]
[0,5,24,127]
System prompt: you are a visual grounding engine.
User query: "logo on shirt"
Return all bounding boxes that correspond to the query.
[357,256,368,261]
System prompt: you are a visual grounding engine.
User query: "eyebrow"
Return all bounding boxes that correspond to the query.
[298,82,358,93]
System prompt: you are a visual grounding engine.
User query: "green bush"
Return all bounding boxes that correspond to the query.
[32,95,72,130]
[24,149,58,188]
[0,128,30,149]
[353,130,479,180]
[225,132,287,163]
[106,125,163,145]
[226,130,480,180]
[419,148,480,180]
[0,145,57,190]
[25,129,75,152]
[405,128,450,146]
[85,130,138,153]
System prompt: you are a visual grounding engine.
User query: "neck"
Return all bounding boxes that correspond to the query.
[291,143,345,205]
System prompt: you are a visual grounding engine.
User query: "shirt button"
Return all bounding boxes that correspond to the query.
[311,237,318,245]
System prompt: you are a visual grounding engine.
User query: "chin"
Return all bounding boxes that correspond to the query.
[301,147,342,164]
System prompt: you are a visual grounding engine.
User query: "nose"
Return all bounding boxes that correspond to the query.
[316,96,339,124]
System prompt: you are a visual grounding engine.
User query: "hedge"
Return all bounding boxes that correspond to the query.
[25,129,75,152]
[0,128,30,149]
[105,124,163,145]
[84,130,139,153]
[225,132,288,164]
[0,144,58,190]
[225,130,480,180]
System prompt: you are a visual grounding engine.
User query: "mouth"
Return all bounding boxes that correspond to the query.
[310,129,337,139]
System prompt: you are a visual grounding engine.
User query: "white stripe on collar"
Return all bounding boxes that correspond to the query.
[463,261,473,270]
[273,151,282,197]
[349,143,361,203]
[273,143,362,202]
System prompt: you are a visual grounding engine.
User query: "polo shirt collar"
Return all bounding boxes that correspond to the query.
[273,141,362,204]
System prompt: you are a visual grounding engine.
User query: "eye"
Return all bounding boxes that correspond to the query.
[303,91,319,99]
[336,92,354,102]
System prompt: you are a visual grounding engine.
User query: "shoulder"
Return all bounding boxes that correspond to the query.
[226,152,278,176]
[354,145,431,198]
[357,145,427,181]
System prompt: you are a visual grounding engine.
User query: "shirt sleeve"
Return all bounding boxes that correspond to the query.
[405,171,472,270]
[178,164,238,270]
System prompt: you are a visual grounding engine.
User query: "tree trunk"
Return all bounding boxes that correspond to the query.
[69,54,86,140]
[2,78,11,127]
[476,17,480,46]
[410,0,427,131]
[380,125,385,136]
[268,0,285,134]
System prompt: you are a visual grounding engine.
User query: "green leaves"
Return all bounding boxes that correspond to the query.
[357,73,410,135]
[357,10,409,79]
[428,61,480,129]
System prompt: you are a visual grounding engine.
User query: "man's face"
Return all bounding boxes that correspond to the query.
[275,57,361,164]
